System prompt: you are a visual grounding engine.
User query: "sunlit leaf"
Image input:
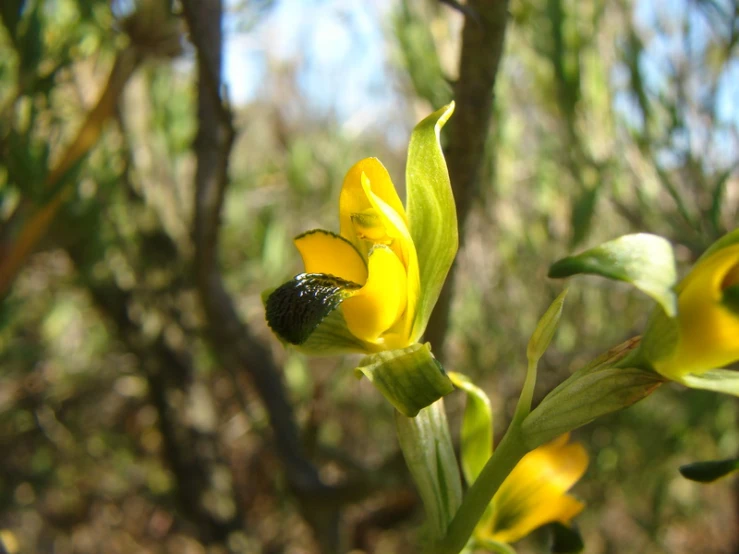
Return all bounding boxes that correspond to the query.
[406,102,457,341]
[549,233,677,317]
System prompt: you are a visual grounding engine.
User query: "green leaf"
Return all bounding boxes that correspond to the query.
[679,457,739,483]
[679,369,739,397]
[406,102,457,341]
[395,400,462,540]
[527,289,568,364]
[265,273,359,345]
[355,343,454,417]
[548,233,678,317]
[449,372,493,485]
[549,522,584,553]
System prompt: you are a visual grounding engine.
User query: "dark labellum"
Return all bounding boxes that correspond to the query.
[265,273,360,345]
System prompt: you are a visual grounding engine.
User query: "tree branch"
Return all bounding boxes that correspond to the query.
[180,2,355,550]
[425,0,511,361]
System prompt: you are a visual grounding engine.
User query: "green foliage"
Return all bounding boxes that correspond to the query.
[549,234,678,317]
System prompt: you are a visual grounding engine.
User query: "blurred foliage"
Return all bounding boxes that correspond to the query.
[0,0,737,553]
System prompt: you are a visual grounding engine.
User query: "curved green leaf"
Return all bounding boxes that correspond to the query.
[548,233,677,317]
[406,102,457,341]
[449,372,493,485]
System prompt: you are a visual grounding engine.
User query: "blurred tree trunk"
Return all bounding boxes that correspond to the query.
[180,1,351,550]
[65,237,242,545]
[425,0,510,361]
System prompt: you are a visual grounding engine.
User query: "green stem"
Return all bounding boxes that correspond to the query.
[431,426,528,554]
[396,399,463,543]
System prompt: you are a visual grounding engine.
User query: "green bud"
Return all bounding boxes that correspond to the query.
[521,339,664,448]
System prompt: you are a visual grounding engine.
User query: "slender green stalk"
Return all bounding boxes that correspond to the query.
[431,427,528,554]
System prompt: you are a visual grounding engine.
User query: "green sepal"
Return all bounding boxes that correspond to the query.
[722,284,739,315]
[395,400,463,541]
[473,537,518,554]
[355,343,454,417]
[548,233,678,317]
[679,456,739,483]
[549,522,584,553]
[697,228,739,261]
[679,369,739,397]
[405,102,457,341]
[265,273,359,345]
[522,340,664,448]
[528,289,568,364]
[449,372,493,485]
[638,305,680,366]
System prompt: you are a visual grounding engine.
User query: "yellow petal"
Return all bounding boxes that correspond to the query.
[360,174,421,343]
[487,434,588,544]
[294,229,368,285]
[342,245,407,343]
[656,244,739,379]
[339,158,407,252]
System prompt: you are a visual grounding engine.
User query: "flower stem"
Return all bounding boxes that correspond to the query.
[430,426,528,554]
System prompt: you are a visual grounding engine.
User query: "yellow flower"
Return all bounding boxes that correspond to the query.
[478,434,588,545]
[294,157,420,349]
[266,104,457,356]
[648,242,739,381]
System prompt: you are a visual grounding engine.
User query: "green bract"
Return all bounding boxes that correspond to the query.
[548,233,678,317]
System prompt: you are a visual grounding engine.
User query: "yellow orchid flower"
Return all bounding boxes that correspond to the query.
[293,157,420,349]
[266,103,457,356]
[478,433,588,546]
[649,241,739,381]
